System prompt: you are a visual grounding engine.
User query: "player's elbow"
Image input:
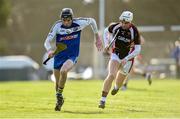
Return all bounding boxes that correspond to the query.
[89,18,96,23]
[44,41,48,50]
[133,45,141,57]
[44,40,50,51]
[89,18,98,29]
[135,45,141,53]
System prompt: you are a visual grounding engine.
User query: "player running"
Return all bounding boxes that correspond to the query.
[103,28,152,91]
[44,8,102,111]
[99,11,141,109]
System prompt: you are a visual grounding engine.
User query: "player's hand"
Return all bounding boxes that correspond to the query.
[121,58,128,66]
[103,46,111,56]
[47,50,55,58]
[95,34,103,51]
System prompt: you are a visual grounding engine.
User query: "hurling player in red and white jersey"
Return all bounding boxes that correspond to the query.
[99,11,141,109]
[103,32,152,91]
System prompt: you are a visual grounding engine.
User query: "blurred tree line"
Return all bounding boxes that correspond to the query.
[0,0,180,64]
[0,0,10,27]
[0,0,10,54]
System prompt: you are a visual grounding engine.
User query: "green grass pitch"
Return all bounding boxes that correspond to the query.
[0,79,180,118]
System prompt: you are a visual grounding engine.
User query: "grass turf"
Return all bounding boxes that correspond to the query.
[0,79,180,118]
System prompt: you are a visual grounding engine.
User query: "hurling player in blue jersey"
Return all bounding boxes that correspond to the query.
[44,8,102,111]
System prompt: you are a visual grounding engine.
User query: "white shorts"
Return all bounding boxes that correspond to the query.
[111,53,134,75]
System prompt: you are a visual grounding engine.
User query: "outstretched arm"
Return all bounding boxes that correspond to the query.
[103,27,113,55]
[94,32,103,51]
[125,45,141,61]
[44,22,57,57]
[121,45,141,65]
[122,26,141,65]
[77,18,103,51]
[103,27,112,48]
[89,18,103,51]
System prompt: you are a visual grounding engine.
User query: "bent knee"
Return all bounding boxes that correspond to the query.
[107,73,116,80]
[60,69,68,75]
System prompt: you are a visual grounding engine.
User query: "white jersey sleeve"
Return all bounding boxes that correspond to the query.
[124,45,141,61]
[44,21,60,51]
[75,18,98,34]
[103,27,113,48]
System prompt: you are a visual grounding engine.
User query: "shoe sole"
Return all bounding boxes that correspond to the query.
[111,90,119,95]
[98,105,105,109]
[55,106,61,111]
[55,99,64,111]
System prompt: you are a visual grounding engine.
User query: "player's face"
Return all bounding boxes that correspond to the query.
[120,20,131,29]
[62,17,72,27]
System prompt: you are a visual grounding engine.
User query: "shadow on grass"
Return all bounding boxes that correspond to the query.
[126,108,148,113]
[127,87,164,93]
[63,110,105,114]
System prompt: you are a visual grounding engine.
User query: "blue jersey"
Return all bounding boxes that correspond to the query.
[44,18,98,69]
[55,22,81,58]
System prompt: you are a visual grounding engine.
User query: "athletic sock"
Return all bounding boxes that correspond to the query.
[102,91,108,97]
[101,91,108,102]
[57,87,64,94]
[114,85,119,90]
[101,97,106,102]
